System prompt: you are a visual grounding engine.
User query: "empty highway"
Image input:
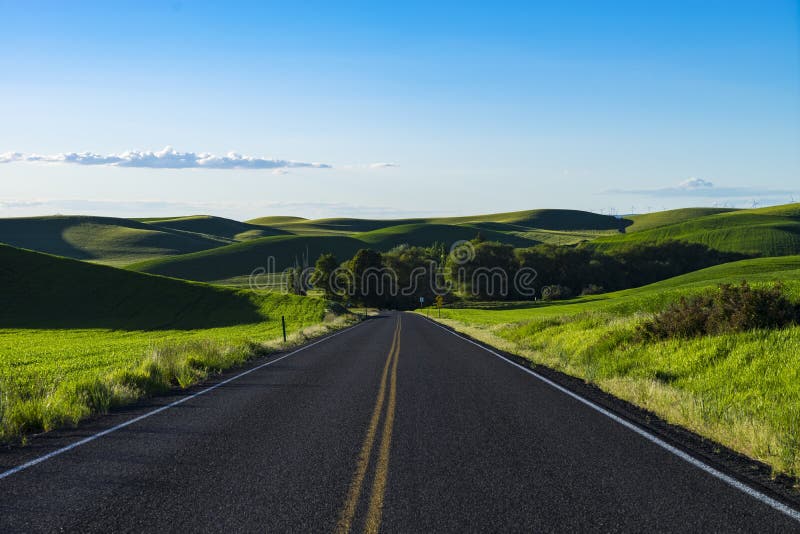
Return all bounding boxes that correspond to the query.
[0,312,798,532]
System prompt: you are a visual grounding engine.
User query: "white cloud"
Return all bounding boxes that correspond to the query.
[0,152,24,163]
[606,178,797,199]
[341,162,401,170]
[369,162,399,169]
[0,146,332,170]
[678,177,713,189]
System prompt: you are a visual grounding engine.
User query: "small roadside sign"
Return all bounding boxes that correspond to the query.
[419,296,424,304]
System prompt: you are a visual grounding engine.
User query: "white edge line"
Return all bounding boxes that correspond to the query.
[0,321,363,482]
[420,315,800,524]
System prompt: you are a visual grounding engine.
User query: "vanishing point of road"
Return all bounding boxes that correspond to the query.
[1,312,798,532]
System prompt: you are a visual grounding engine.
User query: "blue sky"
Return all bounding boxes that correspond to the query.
[1,0,798,219]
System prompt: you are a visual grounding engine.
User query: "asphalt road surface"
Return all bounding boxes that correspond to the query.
[1,312,798,532]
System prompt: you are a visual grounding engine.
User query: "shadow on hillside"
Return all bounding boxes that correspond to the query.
[0,292,269,331]
[0,242,273,330]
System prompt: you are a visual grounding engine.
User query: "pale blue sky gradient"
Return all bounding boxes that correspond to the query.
[1,1,798,219]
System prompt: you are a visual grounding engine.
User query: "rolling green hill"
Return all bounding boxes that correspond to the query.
[257,208,629,235]
[12,205,797,284]
[0,209,628,274]
[129,223,542,282]
[146,215,291,241]
[129,235,366,282]
[430,208,630,230]
[245,208,627,248]
[0,243,322,329]
[624,207,739,233]
[273,217,417,233]
[0,215,227,266]
[246,215,308,225]
[0,243,336,441]
[594,203,800,257]
[356,223,538,248]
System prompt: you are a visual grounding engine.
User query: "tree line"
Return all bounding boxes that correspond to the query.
[289,237,747,309]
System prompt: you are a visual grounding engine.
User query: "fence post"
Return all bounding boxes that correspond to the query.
[282,315,287,343]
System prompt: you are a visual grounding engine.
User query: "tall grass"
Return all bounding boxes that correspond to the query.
[0,315,356,443]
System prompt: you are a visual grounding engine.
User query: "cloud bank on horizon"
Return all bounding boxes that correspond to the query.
[0,146,332,170]
[606,178,797,199]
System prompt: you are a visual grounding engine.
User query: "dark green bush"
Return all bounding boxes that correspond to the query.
[541,284,573,301]
[638,281,799,340]
[581,284,605,296]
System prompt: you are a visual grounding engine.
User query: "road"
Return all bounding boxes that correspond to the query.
[0,311,798,532]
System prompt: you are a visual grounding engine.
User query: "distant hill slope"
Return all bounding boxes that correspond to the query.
[356,223,539,248]
[624,207,739,233]
[129,235,366,282]
[594,203,800,256]
[128,209,629,282]
[431,208,631,231]
[146,215,291,241]
[246,215,308,225]
[257,208,629,235]
[129,224,542,282]
[0,208,624,273]
[0,215,227,266]
[0,244,321,329]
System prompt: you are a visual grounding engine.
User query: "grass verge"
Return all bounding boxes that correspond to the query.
[0,314,357,443]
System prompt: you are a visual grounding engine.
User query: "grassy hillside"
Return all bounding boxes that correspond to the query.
[254,208,629,234]
[430,208,630,231]
[146,215,291,241]
[276,217,421,233]
[0,215,227,266]
[356,223,538,248]
[132,209,626,282]
[0,243,340,441]
[130,223,541,282]
[129,235,367,281]
[13,205,797,282]
[624,207,739,233]
[0,208,628,274]
[246,215,308,225]
[424,255,800,477]
[594,203,800,257]
[0,244,322,329]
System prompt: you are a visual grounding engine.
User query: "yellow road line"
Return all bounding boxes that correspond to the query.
[335,318,400,534]
[364,316,401,534]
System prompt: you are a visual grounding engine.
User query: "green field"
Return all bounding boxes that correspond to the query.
[596,204,800,257]
[423,256,800,477]
[128,225,543,281]
[146,215,292,241]
[0,215,229,266]
[0,209,628,275]
[625,207,739,233]
[6,205,800,278]
[0,244,346,441]
[129,209,629,281]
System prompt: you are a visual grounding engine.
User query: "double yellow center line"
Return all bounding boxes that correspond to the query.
[335,316,401,534]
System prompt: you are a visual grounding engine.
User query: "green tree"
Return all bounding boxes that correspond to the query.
[348,249,389,307]
[284,267,305,295]
[447,240,518,300]
[310,253,339,300]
